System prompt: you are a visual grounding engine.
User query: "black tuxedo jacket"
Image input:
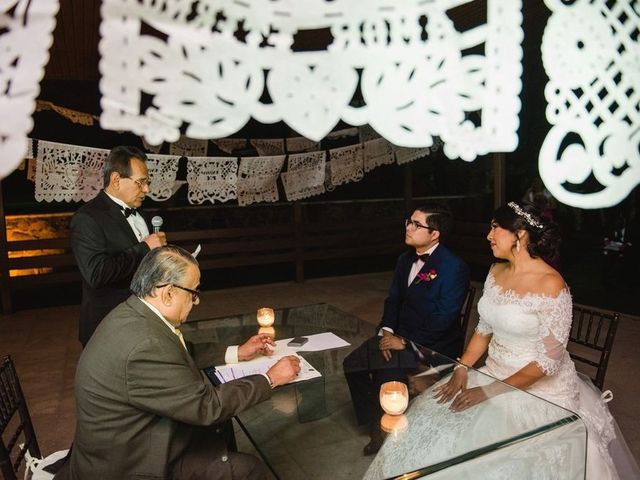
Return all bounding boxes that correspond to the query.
[70,190,150,344]
[378,244,470,359]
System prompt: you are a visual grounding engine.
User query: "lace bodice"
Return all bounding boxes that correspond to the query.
[476,272,574,378]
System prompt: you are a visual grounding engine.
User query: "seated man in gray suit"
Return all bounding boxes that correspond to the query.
[55,245,300,480]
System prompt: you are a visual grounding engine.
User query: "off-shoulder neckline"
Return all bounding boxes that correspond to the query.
[487,271,570,301]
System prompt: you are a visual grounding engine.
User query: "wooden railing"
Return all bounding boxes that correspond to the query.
[0,202,493,313]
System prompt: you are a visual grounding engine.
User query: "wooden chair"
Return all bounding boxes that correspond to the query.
[568,305,620,390]
[460,286,477,343]
[0,355,42,480]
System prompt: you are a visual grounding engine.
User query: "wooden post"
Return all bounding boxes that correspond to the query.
[293,202,304,283]
[493,153,506,209]
[0,178,12,314]
[403,163,414,214]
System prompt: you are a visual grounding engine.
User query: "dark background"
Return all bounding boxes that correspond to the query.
[2,0,638,314]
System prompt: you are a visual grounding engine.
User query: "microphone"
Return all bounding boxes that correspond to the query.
[151,216,163,234]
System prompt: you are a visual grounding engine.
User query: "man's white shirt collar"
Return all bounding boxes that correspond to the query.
[105,191,130,211]
[139,297,180,336]
[416,242,439,257]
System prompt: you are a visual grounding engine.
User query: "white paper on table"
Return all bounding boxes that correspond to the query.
[258,332,349,357]
[192,244,201,258]
[213,353,320,385]
[295,332,350,352]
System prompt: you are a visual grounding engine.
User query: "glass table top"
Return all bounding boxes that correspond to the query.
[181,303,586,479]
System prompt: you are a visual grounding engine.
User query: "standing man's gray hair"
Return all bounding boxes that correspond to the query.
[131,245,199,298]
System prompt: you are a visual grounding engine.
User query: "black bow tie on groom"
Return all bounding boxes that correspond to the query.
[413,252,430,263]
[122,207,139,218]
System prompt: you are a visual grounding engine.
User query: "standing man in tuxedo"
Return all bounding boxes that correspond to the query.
[55,245,301,480]
[71,145,166,346]
[343,203,470,454]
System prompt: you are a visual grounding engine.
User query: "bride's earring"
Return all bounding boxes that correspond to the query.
[516,238,521,253]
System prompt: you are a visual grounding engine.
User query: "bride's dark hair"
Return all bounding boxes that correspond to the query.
[492,201,561,263]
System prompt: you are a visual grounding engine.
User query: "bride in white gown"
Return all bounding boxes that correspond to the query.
[429,201,639,480]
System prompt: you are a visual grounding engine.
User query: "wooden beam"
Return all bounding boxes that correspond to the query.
[493,153,506,208]
[403,163,413,214]
[293,202,304,283]
[0,178,12,313]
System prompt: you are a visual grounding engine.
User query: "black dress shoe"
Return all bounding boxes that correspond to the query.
[363,424,386,455]
[363,436,384,456]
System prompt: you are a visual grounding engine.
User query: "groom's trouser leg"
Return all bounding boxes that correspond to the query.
[344,337,416,426]
[343,338,376,425]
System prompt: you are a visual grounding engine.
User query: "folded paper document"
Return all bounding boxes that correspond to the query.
[212,353,320,385]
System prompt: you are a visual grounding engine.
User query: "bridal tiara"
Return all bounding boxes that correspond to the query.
[507,202,544,229]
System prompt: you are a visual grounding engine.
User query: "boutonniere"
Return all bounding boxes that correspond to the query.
[416,269,438,284]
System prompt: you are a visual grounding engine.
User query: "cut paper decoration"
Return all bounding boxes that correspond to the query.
[539,0,640,208]
[364,138,395,172]
[98,0,523,162]
[329,144,364,186]
[281,151,326,201]
[187,157,239,204]
[394,146,431,165]
[326,128,359,140]
[286,137,320,153]
[36,100,96,126]
[214,138,248,154]
[251,139,285,156]
[145,154,180,202]
[169,136,208,157]
[142,137,163,154]
[237,155,286,206]
[35,141,107,202]
[0,0,60,179]
[359,125,379,144]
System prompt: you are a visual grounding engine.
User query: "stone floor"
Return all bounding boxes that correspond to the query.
[1,271,638,477]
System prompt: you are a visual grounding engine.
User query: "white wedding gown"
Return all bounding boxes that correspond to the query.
[364,273,639,480]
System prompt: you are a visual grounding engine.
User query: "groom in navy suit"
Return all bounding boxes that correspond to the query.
[344,203,470,454]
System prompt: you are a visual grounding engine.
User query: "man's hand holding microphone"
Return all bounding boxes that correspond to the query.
[144,215,167,249]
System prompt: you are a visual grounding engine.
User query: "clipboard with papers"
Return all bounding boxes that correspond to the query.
[204,332,350,386]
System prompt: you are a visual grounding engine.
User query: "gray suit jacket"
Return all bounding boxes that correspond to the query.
[55,296,271,480]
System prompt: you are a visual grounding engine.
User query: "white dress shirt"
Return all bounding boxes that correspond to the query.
[105,191,150,241]
[408,242,439,285]
[380,243,439,336]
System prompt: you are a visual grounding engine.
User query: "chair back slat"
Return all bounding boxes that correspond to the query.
[568,306,620,390]
[584,313,594,345]
[0,356,42,480]
[575,309,584,341]
[460,286,477,342]
[595,317,606,346]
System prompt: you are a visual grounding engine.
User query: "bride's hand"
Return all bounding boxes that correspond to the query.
[433,368,467,404]
[449,387,488,412]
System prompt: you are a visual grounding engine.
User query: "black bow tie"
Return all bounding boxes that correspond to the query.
[122,207,138,218]
[413,252,429,263]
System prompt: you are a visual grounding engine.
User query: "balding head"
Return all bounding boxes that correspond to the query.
[131,245,199,299]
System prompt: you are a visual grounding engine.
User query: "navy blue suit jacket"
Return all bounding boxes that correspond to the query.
[378,244,470,359]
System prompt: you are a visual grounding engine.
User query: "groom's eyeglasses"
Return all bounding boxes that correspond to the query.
[156,284,201,302]
[405,218,434,231]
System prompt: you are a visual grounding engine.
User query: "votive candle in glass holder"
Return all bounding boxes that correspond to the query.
[256,307,275,327]
[380,413,408,434]
[258,326,275,338]
[379,381,409,416]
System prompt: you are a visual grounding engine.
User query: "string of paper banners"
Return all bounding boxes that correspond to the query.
[24,128,440,206]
